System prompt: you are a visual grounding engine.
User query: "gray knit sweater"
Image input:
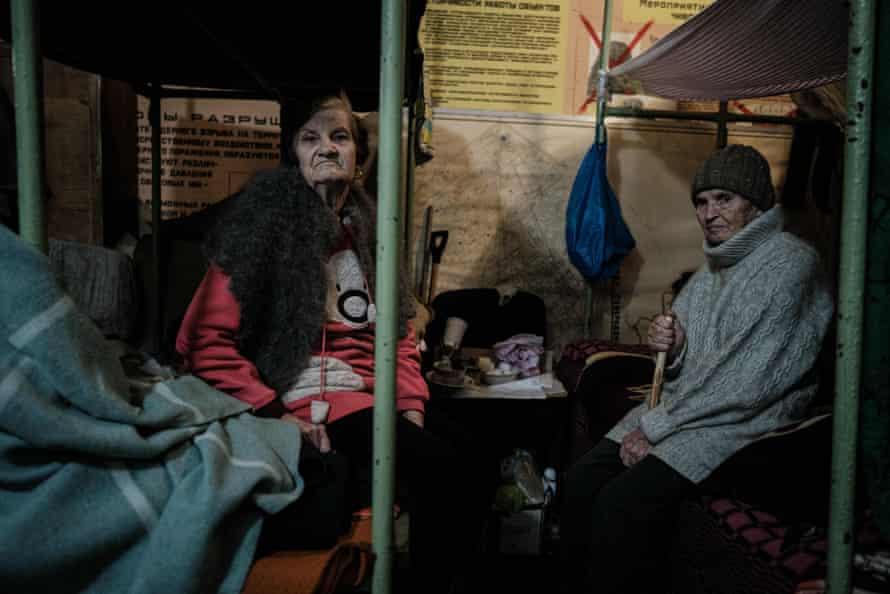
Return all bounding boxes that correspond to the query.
[606,206,833,482]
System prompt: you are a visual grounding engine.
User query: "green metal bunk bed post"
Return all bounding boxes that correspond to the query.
[861,0,890,550]
[10,0,46,252]
[584,0,613,337]
[149,84,163,355]
[715,100,728,148]
[604,105,810,127]
[404,95,417,263]
[373,1,406,593]
[593,0,612,147]
[827,1,876,592]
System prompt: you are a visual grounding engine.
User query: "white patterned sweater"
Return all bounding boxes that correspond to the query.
[606,206,834,483]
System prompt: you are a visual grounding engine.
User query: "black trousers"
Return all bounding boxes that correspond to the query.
[327,408,495,593]
[256,438,355,554]
[260,407,494,592]
[559,439,697,594]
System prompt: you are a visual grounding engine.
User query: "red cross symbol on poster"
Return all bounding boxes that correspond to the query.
[577,14,654,113]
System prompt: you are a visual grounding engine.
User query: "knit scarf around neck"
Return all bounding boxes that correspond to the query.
[703,205,784,270]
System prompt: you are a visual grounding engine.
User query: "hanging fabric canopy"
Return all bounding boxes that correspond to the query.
[608,0,848,100]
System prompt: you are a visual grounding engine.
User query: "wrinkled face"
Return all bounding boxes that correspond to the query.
[694,189,761,245]
[294,108,357,194]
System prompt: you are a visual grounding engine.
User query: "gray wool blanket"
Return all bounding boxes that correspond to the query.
[0,226,304,594]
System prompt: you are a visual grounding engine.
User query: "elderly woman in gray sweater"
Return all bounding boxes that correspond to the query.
[560,144,834,594]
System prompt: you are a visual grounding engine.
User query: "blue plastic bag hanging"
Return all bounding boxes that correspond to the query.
[565,141,635,280]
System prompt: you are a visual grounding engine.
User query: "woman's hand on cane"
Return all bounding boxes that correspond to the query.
[648,310,685,362]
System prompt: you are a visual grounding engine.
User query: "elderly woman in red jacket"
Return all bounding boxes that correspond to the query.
[177,93,485,593]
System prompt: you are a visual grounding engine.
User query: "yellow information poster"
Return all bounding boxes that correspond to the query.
[420,0,569,114]
[622,0,715,25]
[136,97,280,220]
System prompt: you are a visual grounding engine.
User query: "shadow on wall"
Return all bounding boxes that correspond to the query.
[599,124,717,341]
[413,121,503,298]
[413,118,595,352]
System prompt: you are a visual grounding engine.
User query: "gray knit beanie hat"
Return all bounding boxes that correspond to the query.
[691,144,775,211]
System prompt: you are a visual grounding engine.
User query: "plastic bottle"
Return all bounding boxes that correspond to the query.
[542,467,560,554]
[543,467,557,505]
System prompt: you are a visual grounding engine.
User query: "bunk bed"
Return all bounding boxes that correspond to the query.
[0,2,426,593]
[576,0,880,592]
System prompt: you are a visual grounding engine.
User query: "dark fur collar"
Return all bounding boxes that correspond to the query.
[204,165,413,394]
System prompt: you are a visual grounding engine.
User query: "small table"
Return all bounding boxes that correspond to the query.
[443,372,567,400]
[427,372,569,471]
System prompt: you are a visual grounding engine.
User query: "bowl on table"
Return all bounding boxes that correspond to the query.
[428,361,467,388]
[482,369,519,385]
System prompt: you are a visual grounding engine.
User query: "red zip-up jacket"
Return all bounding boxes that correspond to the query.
[176,263,428,423]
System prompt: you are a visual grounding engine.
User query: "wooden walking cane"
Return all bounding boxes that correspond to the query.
[647,350,668,409]
[647,293,674,410]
